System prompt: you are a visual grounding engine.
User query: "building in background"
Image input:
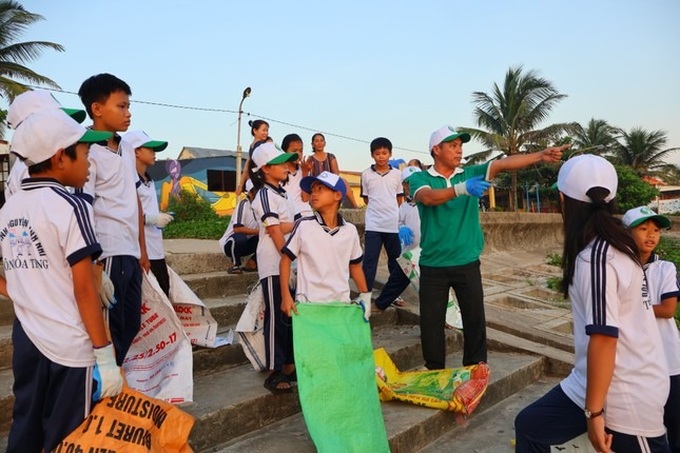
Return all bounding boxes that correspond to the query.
[147,146,364,216]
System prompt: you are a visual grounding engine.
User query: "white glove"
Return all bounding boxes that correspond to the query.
[145,212,174,228]
[353,292,373,322]
[93,343,123,401]
[99,272,116,309]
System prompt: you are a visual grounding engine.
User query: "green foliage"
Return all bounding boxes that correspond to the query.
[163,218,228,239]
[648,236,680,328]
[546,252,562,266]
[162,190,228,239]
[546,276,562,292]
[613,164,658,213]
[166,189,220,222]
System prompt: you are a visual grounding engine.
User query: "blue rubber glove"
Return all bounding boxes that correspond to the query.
[454,176,492,198]
[398,226,414,246]
[93,343,123,401]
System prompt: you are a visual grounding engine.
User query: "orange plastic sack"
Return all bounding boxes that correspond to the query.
[374,348,490,414]
[53,387,195,453]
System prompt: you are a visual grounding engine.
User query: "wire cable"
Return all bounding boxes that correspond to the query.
[24,85,429,155]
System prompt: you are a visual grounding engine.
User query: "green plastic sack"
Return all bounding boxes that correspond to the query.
[293,303,389,453]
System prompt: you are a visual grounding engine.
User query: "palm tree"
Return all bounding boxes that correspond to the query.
[460,66,577,211]
[571,118,618,154]
[610,127,680,177]
[0,0,63,137]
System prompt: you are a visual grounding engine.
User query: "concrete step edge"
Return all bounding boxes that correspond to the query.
[200,351,546,453]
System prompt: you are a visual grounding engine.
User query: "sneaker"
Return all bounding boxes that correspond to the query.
[228,265,242,274]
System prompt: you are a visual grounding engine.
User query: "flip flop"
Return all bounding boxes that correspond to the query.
[264,371,293,394]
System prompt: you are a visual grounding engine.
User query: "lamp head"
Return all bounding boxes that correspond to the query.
[243,87,252,99]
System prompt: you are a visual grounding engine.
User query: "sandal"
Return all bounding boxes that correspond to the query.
[393,297,406,307]
[228,265,242,275]
[264,371,293,394]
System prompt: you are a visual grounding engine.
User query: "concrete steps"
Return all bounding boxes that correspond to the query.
[0,239,582,452]
[202,351,547,453]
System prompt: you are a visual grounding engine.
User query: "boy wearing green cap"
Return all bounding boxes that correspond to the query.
[2,108,123,452]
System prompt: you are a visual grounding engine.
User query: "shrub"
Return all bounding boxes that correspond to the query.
[162,190,228,239]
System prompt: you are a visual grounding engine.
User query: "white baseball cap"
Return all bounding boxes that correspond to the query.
[122,130,168,152]
[429,125,471,151]
[11,109,112,166]
[557,155,617,203]
[251,142,298,172]
[622,206,671,229]
[7,90,86,129]
[401,166,422,182]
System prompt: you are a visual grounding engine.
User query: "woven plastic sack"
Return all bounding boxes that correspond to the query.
[293,303,389,453]
[54,387,195,453]
[235,283,266,371]
[374,348,489,414]
[396,247,463,329]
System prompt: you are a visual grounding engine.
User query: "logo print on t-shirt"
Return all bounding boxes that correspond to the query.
[0,218,48,271]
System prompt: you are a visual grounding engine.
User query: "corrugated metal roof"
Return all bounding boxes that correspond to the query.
[177,146,238,159]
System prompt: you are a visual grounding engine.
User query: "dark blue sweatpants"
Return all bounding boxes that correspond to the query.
[8,319,92,453]
[261,275,294,371]
[104,255,142,365]
[362,230,401,292]
[515,384,670,452]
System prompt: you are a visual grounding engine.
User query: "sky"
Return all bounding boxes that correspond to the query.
[6,0,680,172]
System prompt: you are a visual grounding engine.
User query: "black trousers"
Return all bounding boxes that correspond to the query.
[419,260,487,369]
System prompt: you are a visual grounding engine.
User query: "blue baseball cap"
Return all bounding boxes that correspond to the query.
[300,171,347,199]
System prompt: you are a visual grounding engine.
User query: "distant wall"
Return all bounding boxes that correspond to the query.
[342,210,680,255]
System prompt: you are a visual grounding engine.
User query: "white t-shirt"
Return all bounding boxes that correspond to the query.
[4,159,28,201]
[361,165,403,233]
[251,183,295,279]
[136,173,164,260]
[399,200,420,252]
[76,142,140,259]
[644,255,680,376]
[0,178,102,367]
[283,166,312,217]
[560,238,669,437]
[219,197,258,248]
[282,212,363,303]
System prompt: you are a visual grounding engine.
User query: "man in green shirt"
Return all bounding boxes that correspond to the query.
[409,125,567,369]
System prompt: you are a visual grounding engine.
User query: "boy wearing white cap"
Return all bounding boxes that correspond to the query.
[219,179,259,274]
[622,206,680,451]
[124,130,174,296]
[76,73,148,366]
[5,90,87,201]
[515,156,670,452]
[1,109,124,452]
[374,166,422,310]
[249,142,299,393]
[409,125,567,370]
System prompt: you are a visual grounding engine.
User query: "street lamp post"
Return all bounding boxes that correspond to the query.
[235,86,252,190]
